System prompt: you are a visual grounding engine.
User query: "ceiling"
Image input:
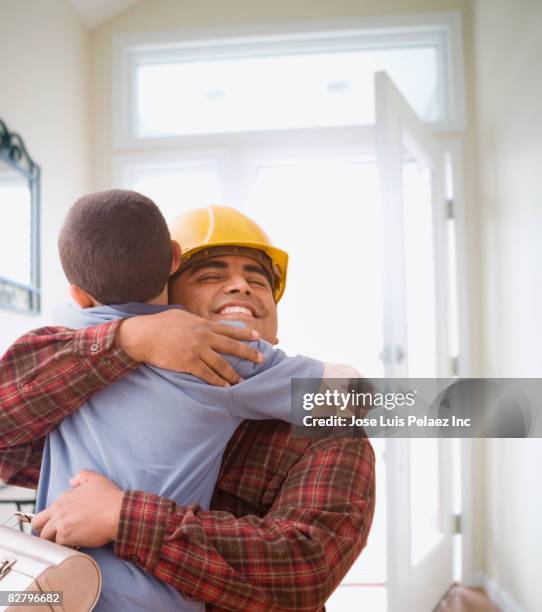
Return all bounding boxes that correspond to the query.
[70,0,145,29]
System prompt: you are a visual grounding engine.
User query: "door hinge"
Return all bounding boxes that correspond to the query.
[446,198,455,219]
[452,513,462,534]
[450,356,459,377]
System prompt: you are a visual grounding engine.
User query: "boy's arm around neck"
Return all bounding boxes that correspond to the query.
[226,340,363,424]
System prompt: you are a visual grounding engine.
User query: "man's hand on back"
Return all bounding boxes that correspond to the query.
[32,470,123,548]
[116,309,264,387]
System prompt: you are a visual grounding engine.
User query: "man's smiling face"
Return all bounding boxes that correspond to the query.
[170,253,279,344]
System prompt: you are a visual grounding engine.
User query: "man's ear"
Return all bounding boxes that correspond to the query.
[170,240,182,276]
[69,285,96,308]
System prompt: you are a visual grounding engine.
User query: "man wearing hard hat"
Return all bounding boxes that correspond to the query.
[171,205,288,300]
[167,205,287,344]
[0,205,375,611]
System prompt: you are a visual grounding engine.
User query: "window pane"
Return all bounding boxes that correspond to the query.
[245,158,384,375]
[402,155,437,378]
[124,164,223,223]
[0,169,31,286]
[136,46,439,137]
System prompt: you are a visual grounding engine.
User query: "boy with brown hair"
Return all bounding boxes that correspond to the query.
[39,189,323,611]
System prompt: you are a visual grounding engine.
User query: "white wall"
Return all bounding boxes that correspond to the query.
[474,0,542,379]
[0,0,91,352]
[473,0,542,610]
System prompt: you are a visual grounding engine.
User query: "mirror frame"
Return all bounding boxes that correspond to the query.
[0,119,41,314]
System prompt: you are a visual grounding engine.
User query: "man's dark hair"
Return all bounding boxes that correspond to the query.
[58,189,172,304]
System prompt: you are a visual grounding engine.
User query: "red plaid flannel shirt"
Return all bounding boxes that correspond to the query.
[0,322,375,611]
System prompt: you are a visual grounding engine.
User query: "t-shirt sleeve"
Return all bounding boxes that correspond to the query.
[227,344,324,422]
[223,338,294,380]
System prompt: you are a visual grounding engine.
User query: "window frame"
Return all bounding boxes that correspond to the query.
[113,11,466,149]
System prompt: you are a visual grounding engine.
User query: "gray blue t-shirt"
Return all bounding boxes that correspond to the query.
[36,303,322,612]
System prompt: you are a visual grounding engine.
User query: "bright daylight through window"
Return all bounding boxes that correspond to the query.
[135,46,440,137]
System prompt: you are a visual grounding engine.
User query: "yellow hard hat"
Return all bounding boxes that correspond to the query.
[169,205,288,302]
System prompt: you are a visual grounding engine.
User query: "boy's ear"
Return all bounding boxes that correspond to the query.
[170,240,182,276]
[69,285,96,308]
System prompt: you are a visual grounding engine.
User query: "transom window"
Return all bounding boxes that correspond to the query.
[135,46,439,137]
[115,13,465,145]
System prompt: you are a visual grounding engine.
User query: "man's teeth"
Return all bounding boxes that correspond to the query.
[219,306,253,315]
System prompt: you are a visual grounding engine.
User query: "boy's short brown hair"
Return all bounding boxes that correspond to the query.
[58,189,172,305]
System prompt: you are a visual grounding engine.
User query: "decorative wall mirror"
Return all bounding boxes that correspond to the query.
[0,119,40,313]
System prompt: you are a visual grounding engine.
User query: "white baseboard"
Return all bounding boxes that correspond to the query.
[466,570,485,589]
[484,577,525,612]
[465,574,525,612]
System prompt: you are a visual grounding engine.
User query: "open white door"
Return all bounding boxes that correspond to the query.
[375,71,455,612]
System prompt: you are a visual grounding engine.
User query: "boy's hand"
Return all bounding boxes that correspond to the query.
[116,309,263,387]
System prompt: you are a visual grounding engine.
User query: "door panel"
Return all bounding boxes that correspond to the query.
[375,71,455,612]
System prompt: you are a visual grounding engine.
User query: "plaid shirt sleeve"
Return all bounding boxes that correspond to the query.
[115,437,376,611]
[0,322,137,487]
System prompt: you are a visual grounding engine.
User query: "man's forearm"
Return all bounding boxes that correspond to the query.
[114,439,376,611]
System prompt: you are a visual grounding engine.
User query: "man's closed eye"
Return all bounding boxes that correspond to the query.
[198,274,222,282]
